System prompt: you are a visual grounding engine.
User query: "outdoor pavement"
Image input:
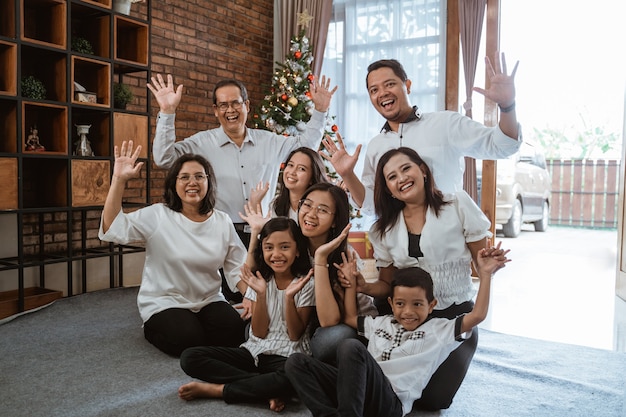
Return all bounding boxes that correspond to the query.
[480,224,622,351]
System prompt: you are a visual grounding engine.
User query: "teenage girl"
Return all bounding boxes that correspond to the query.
[178,217,315,412]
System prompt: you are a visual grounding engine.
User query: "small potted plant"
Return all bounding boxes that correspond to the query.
[113,83,133,109]
[72,36,94,55]
[21,76,47,100]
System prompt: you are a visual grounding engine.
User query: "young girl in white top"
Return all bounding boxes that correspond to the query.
[178,217,315,412]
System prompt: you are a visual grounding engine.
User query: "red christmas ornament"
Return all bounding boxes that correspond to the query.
[294,51,302,59]
[305,91,312,98]
[331,124,339,132]
[307,74,315,82]
[281,94,288,101]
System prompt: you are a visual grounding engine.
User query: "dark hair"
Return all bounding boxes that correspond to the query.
[212,79,249,105]
[299,183,350,301]
[274,147,330,217]
[254,217,311,280]
[366,59,408,89]
[391,267,435,303]
[163,154,216,215]
[373,147,448,235]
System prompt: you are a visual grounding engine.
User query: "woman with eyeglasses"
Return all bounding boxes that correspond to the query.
[241,182,377,364]
[99,141,248,357]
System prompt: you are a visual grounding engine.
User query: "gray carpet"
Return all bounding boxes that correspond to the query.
[1,287,625,417]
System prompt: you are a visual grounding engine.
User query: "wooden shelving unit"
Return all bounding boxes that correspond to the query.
[0,0,152,318]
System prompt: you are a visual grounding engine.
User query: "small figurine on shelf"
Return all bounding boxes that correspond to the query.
[25,126,46,152]
[75,124,94,156]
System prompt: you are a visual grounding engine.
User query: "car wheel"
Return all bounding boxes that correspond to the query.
[502,199,522,238]
[534,200,549,232]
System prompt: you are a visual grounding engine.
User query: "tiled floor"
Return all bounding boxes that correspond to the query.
[480,226,625,352]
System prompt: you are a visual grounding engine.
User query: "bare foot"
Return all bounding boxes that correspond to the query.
[178,381,224,401]
[269,397,286,412]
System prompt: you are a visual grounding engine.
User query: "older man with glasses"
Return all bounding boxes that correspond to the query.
[148,74,336,304]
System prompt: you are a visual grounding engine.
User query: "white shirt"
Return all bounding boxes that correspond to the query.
[98,204,246,323]
[241,275,316,361]
[368,191,492,309]
[360,315,467,415]
[360,110,521,215]
[152,110,326,222]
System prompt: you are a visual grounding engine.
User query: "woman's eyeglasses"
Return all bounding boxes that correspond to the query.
[299,199,334,217]
[177,174,208,184]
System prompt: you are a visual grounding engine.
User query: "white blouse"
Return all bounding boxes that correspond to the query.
[369,191,492,309]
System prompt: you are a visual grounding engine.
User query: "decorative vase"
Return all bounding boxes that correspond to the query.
[75,125,94,156]
[113,0,132,15]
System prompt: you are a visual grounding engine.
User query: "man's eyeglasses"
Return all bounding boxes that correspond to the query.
[177,174,208,184]
[215,100,244,112]
[299,199,334,217]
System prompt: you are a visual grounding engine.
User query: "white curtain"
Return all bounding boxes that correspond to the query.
[322,0,446,227]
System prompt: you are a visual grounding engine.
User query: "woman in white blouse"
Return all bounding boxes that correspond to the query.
[99,141,248,356]
[362,147,492,411]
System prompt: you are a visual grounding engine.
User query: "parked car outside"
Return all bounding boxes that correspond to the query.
[477,141,552,238]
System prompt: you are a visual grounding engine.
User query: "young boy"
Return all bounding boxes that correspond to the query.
[284,243,510,417]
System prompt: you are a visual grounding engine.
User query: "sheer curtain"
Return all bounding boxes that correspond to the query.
[322,0,446,227]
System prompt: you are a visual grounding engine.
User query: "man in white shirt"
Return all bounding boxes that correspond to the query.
[148,74,336,302]
[323,53,521,215]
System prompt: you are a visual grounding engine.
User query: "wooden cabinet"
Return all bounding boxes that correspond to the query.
[0,0,151,318]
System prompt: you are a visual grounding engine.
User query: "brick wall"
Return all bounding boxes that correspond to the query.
[23,0,274,256]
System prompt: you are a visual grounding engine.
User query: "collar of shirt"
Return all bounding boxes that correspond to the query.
[217,126,257,147]
[381,105,422,133]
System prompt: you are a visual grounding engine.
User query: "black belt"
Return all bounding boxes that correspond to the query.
[233,223,251,233]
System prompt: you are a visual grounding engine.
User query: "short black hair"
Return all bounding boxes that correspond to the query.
[366,59,408,88]
[391,267,434,303]
[212,79,249,105]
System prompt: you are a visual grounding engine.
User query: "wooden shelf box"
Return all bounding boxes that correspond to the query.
[80,0,111,10]
[71,56,111,107]
[22,157,68,208]
[72,108,111,156]
[114,15,148,66]
[20,0,67,49]
[0,41,17,96]
[21,45,67,102]
[113,112,147,158]
[70,3,110,59]
[0,0,17,38]
[22,101,68,154]
[0,157,18,210]
[0,100,17,153]
[71,159,110,207]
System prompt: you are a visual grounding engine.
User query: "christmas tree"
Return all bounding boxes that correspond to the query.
[251,30,338,153]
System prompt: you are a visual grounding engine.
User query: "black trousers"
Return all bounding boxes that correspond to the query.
[412,300,478,411]
[180,346,294,404]
[285,339,403,417]
[143,302,246,357]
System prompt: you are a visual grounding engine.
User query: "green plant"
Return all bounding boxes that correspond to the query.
[113,83,133,109]
[21,76,46,100]
[72,36,94,55]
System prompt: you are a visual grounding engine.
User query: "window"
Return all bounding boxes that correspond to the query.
[321,0,446,227]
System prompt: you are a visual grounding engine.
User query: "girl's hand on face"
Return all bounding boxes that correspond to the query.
[315,223,352,260]
[285,269,313,298]
[240,264,267,295]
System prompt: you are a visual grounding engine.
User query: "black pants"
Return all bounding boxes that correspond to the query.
[221,226,251,304]
[180,346,294,404]
[412,300,478,411]
[143,302,245,357]
[285,339,403,417]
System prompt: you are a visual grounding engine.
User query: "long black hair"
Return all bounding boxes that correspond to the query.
[163,154,216,215]
[274,147,329,217]
[373,147,448,235]
[254,217,311,280]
